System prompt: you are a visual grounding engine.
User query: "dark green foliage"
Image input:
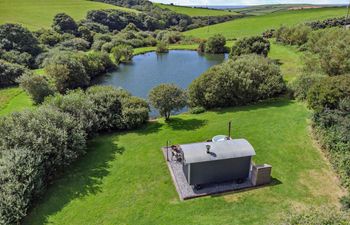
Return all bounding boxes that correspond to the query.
[119,94,149,129]
[205,34,226,54]
[148,84,187,120]
[111,45,133,63]
[44,52,89,93]
[78,25,93,43]
[307,75,350,112]
[0,50,33,67]
[17,72,55,104]
[308,16,350,30]
[282,207,350,225]
[197,40,206,53]
[79,51,116,78]
[0,60,27,87]
[289,73,324,101]
[230,36,270,58]
[341,195,350,210]
[35,29,63,46]
[59,38,90,51]
[189,54,285,108]
[0,106,86,224]
[156,30,182,44]
[275,24,312,46]
[0,23,41,56]
[155,41,169,53]
[52,13,78,34]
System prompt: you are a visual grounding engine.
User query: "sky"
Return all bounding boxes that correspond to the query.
[150,0,348,6]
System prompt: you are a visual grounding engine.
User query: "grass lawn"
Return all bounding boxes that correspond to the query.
[0,0,137,30]
[23,98,345,225]
[155,3,238,16]
[184,7,347,39]
[0,87,32,116]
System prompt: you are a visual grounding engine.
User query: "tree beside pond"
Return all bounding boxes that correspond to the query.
[230,36,270,58]
[148,84,187,120]
[111,45,133,64]
[205,34,226,54]
[156,41,169,53]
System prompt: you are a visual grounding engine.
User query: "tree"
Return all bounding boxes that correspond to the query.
[111,45,133,63]
[44,52,89,93]
[17,72,55,104]
[52,13,78,34]
[148,84,187,120]
[205,34,226,54]
[230,36,270,58]
[0,23,41,56]
[0,59,27,87]
[156,41,169,53]
[189,54,285,108]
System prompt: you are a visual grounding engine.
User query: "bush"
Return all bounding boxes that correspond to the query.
[189,106,206,114]
[230,36,270,58]
[0,23,41,56]
[307,75,350,112]
[275,24,312,46]
[35,29,62,46]
[205,34,226,54]
[79,51,116,78]
[17,72,55,104]
[52,13,78,34]
[341,195,350,211]
[111,45,133,63]
[44,52,89,93]
[60,38,90,51]
[0,106,86,224]
[289,73,324,101]
[0,50,33,67]
[120,95,149,129]
[197,40,206,53]
[156,41,169,53]
[189,54,285,109]
[148,84,187,120]
[0,60,27,87]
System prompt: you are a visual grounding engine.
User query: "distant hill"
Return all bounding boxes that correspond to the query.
[155,3,238,17]
[0,0,138,30]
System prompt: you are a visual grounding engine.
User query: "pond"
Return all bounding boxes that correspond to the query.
[94,50,227,116]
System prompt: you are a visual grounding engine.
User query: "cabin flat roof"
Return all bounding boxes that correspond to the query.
[180,139,256,164]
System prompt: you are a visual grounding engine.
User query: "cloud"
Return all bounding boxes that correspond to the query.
[150,0,348,6]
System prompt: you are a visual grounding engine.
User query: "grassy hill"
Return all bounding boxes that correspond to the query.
[22,98,344,225]
[184,7,347,39]
[0,0,137,30]
[155,3,238,16]
[233,4,325,15]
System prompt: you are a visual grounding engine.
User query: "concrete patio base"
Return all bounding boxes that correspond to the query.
[161,147,255,200]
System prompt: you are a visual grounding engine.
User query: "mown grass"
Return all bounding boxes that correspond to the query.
[0,0,137,30]
[23,98,345,225]
[0,87,32,116]
[155,3,237,16]
[184,7,347,39]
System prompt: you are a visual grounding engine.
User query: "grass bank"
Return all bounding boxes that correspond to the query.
[0,87,32,116]
[23,98,345,225]
[0,0,137,30]
[184,7,347,39]
[155,3,238,16]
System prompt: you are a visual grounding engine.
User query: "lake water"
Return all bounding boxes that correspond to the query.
[94,50,226,116]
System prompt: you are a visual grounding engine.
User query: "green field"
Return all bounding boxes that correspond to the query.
[155,3,237,16]
[0,0,137,30]
[23,98,344,225]
[184,7,347,39]
[0,87,32,116]
[233,4,320,15]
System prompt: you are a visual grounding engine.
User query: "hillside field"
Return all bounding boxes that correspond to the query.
[0,0,137,30]
[184,7,347,39]
[155,3,238,16]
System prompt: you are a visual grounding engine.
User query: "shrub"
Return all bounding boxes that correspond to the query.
[197,40,206,53]
[79,51,116,78]
[44,52,89,93]
[275,24,312,46]
[341,195,350,211]
[17,72,55,104]
[120,95,149,129]
[60,38,90,51]
[189,106,206,114]
[0,106,86,224]
[52,13,78,34]
[156,41,169,53]
[111,45,134,63]
[0,50,33,68]
[205,34,226,54]
[289,73,324,101]
[35,29,62,46]
[189,54,285,108]
[0,23,41,56]
[148,84,187,120]
[307,75,350,112]
[230,36,270,58]
[0,60,27,87]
